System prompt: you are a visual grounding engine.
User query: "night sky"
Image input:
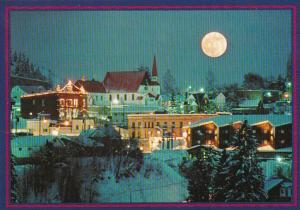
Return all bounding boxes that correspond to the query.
[10,10,291,90]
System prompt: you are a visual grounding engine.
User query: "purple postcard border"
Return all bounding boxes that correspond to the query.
[4,4,298,208]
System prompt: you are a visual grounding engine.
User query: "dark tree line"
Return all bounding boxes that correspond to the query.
[11,51,47,81]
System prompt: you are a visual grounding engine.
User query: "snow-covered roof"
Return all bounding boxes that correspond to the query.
[77,126,121,147]
[257,145,275,152]
[239,99,260,108]
[275,147,292,153]
[111,105,165,113]
[264,178,283,192]
[190,114,292,128]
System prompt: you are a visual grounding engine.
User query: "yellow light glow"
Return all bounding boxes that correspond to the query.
[52,130,59,136]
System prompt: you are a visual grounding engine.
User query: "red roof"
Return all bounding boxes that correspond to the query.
[75,80,106,93]
[103,71,148,92]
[152,56,158,77]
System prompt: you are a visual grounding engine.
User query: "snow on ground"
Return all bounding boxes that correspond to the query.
[97,150,188,203]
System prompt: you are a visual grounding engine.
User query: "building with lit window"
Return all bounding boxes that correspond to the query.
[127,113,217,151]
[186,114,292,149]
[75,56,160,110]
[20,81,88,121]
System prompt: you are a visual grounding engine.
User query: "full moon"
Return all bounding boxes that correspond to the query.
[201,32,227,58]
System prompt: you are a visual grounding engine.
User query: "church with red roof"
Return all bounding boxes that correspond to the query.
[75,56,161,108]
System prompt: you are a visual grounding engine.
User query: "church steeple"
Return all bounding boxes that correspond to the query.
[152,55,158,81]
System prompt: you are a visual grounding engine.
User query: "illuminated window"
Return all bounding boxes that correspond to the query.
[42,99,45,107]
[32,99,35,105]
[281,129,285,134]
[60,99,65,107]
[252,130,256,134]
[74,99,78,107]
[281,139,285,144]
[66,99,73,107]
[82,99,86,107]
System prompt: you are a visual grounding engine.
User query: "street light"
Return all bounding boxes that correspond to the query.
[276,156,283,163]
[266,92,272,97]
[199,88,204,93]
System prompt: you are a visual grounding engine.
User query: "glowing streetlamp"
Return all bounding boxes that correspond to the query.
[266,92,272,97]
[276,156,282,163]
[199,88,205,93]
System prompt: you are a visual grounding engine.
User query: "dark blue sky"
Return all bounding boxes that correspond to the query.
[10,10,291,90]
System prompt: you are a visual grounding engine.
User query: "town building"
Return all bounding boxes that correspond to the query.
[110,104,165,127]
[211,92,226,111]
[186,114,292,149]
[21,81,88,120]
[75,56,160,109]
[265,177,292,202]
[26,117,94,136]
[11,85,47,123]
[127,113,217,151]
[74,56,162,126]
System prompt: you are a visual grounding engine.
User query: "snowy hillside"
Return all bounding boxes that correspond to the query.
[97,150,188,202]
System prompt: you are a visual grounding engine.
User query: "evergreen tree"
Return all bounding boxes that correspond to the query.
[169,92,177,113]
[213,149,229,202]
[225,120,267,202]
[187,147,219,202]
[187,156,210,201]
[256,100,265,114]
[10,154,18,203]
